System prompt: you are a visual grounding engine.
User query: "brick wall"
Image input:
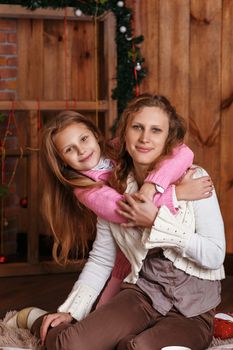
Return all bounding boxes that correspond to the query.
[0,18,19,257]
[0,19,17,101]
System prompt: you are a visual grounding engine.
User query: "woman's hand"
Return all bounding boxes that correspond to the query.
[176,167,214,201]
[40,312,73,344]
[117,193,158,228]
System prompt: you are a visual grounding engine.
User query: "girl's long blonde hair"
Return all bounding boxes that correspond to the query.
[111,93,187,193]
[40,110,113,264]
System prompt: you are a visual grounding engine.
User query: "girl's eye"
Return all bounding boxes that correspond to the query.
[65,147,72,154]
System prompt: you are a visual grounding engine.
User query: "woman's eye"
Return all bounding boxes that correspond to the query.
[151,128,161,133]
[81,135,88,142]
[132,124,142,130]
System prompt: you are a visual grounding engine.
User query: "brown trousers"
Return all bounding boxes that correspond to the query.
[32,287,214,350]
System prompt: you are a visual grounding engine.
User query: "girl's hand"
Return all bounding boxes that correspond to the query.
[175,167,214,201]
[40,312,73,344]
[138,182,157,201]
[117,193,158,228]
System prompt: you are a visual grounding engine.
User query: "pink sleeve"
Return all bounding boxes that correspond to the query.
[81,169,112,182]
[74,186,127,224]
[145,143,193,189]
[154,185,177,214]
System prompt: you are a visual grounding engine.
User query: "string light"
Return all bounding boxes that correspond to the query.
[74,9,82,17]
[117,1,124,7]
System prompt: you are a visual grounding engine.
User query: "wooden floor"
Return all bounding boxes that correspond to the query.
[0,273,233,319]
[0,272,78,319]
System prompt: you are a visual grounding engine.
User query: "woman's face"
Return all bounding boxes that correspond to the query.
[53,123,101,171]
[125,106,169,173]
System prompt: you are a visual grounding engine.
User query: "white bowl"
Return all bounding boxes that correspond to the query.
[161,347,191,350]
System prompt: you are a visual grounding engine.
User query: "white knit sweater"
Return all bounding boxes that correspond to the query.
[58,167,225,320]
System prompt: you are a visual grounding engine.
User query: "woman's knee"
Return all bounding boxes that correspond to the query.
[45,324,81,350]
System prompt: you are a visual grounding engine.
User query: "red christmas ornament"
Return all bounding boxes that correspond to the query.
[0,255,7,263]
[19,197,28,208]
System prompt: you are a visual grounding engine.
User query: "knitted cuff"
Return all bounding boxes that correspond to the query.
[58,283,99,321]
[155,185,178,214]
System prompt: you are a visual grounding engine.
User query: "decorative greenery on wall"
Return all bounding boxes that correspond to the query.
[0,0,146,128]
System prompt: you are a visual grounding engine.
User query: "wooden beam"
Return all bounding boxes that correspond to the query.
[0,149,31,157]
[0,260,84,277]
[0,100,108,111]
[0,5,93,20]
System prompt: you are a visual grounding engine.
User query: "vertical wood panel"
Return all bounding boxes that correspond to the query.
[18,19,43,99]
[27,111,39,264]
[71,21,96,101]
[104,12,117,138]
[189,0,222,187]
[221,0,233,253]
[136,0,159,93]
[159,0,190,122]
[43,20,66,101]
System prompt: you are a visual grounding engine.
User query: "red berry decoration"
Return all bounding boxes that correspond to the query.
[0,255,7,263]
[20,197,28,208]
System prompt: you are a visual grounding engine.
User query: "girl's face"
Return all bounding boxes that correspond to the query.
[125,106,169,173]
[53,123,101,171]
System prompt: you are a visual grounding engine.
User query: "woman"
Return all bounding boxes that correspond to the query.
[32,93,225,350]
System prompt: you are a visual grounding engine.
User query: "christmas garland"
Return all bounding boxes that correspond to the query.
[0,0,146,129]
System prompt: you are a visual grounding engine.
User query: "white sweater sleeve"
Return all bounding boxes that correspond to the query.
[142,168,225,270]
[58,217,116,320]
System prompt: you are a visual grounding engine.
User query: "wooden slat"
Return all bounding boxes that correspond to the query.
[159,0,190,122]
[71,21,96,101]
[0,5,93,21]
[104,12,117,138]
[18,19,44,99]
[17,19,30,99]
[0,100,108,111]
[189,0,222,188]
[220,0,233,253]
[27,111,39,264]
[0,260,84,277]
[43,20,68,100]
[0,150,30,157]
[137,0,159,93]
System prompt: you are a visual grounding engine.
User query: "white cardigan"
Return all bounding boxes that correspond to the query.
[58,167,225,320]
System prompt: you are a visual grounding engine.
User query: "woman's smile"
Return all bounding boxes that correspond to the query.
[135,146,154,153]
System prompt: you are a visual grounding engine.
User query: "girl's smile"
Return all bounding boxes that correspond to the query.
[53,123,101,171]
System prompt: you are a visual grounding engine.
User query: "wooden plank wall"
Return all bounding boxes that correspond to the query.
[128,0,233,253]
[17,19,97,102]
